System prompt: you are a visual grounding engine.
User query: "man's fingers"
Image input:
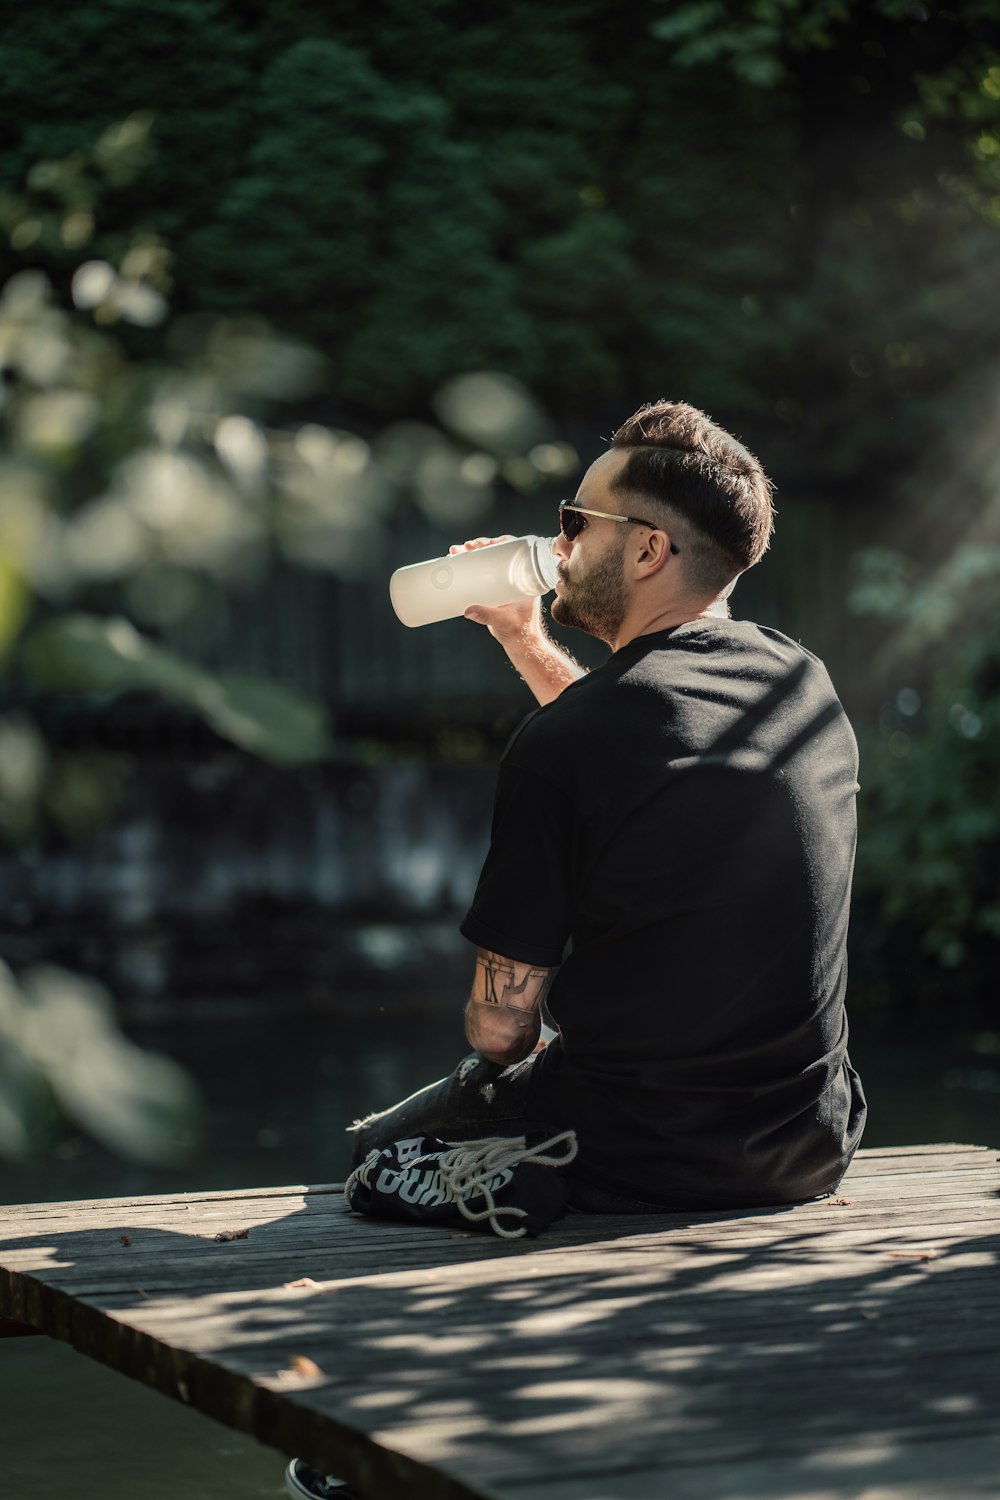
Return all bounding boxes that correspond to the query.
[448,534,515,554]
[464,597,540,639]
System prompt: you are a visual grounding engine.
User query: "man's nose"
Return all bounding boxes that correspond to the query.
[553,530,571,561]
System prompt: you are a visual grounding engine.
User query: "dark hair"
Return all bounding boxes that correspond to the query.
[610,400,774,593]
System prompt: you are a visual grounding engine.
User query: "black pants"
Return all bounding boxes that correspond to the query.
[347,1050,670,1215]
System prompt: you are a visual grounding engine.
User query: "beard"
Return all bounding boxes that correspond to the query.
[550,533,628,644]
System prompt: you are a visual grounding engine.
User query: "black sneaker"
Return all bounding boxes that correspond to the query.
[284,1458,362,1499]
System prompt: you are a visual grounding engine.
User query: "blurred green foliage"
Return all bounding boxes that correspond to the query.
[1,0,997,463]
[0,96,576,1156]
[0,0,997,1052]
[0,246,338,766]
[0,116,340,1159]
[0,959,200,1164]
[21,614,331,766]
[850,543,1000,994]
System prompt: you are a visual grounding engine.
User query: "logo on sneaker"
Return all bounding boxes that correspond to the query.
[352,1144,514,1210]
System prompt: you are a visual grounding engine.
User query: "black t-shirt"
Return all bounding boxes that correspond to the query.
[460,620,867,1207]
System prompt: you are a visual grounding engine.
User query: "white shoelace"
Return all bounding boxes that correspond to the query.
[346,1130,578,1239]
[437,1130,578,1238]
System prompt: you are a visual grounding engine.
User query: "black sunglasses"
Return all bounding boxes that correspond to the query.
[558,502,680,554]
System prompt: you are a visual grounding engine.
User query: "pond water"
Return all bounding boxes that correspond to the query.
[2,1001,997,1500]
[2,1003,997,1208]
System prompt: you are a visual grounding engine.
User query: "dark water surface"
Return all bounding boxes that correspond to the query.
[0,1003,463,1208]
[2,1002,997,1500]
[2,1003,997,1209]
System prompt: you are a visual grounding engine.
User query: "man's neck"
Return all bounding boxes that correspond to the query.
[611,602,718,652]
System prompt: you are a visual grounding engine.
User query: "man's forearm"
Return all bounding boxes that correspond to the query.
[498,620,585,707]
[458,545,586,706]
[465,948,553,1064]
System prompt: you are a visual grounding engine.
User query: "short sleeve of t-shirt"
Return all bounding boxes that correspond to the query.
[460,758,573,968]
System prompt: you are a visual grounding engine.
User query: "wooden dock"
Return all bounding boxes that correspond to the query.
[2,1143,998,1499]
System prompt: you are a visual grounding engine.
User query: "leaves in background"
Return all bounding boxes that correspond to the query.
[20,614,333,767]
[0,960,200,1163]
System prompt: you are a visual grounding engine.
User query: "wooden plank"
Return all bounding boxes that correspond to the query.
[3,1168,994,1254]
[0,1140,993,1222]
[5,1198,995,1297]
[1,1145,998,1500]
[506,1431,1000,1499]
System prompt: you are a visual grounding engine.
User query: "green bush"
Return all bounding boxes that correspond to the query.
[850,543,1000,993]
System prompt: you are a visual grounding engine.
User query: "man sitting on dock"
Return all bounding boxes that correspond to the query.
[350,399,867,1214]
[287,400,868,1498]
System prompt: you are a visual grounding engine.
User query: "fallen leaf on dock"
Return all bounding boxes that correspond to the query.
[830,1198,852,1206]
[886,1249,937,1260]
[281,1355,323,1378]
[213,1228,250,1242]
[283,1277,320,1290]
[119,1234,131,1246]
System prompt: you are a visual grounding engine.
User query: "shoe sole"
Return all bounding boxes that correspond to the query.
[285,1459,356,1499]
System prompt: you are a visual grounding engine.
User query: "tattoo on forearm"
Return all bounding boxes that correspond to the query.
[473,951,552,1014]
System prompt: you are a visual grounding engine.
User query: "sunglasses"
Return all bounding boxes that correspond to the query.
[558,502,680,554]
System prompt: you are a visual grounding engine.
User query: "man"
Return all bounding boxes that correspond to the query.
[286,397,866,1498]
[348,395,866,1204]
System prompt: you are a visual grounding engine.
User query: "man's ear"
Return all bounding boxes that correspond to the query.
[633,529,674,579]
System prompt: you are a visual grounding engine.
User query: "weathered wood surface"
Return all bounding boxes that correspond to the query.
[1,1143,998,1499]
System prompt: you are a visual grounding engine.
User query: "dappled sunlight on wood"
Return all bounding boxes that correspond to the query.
[1,1144,997,1497]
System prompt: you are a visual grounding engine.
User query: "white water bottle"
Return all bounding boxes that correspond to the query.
[389,535,560,628]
